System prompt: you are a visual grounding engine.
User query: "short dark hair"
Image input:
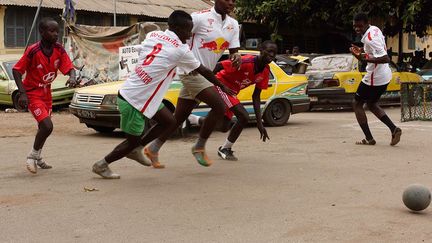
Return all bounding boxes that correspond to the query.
[39,17,57,32]
[168,10,192,29]
[260,40,277,49]
[354,13,368,23]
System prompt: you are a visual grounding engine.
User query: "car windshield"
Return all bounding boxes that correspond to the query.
[307,56,352,73]
[4,61,17,79]
[422,60,432,70]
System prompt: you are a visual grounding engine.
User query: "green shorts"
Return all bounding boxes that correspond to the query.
[117,97,164,136]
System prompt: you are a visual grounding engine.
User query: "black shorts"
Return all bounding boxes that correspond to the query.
[355,82,388,103]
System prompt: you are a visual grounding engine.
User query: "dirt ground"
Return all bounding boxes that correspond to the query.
[1,107,432,242]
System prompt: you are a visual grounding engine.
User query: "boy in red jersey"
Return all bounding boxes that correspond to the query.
[214,41,277,160]
[13,17,77,174]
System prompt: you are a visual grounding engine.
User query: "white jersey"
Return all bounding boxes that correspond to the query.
[120,30,200,118]
[361,25,392,86]
[179,7,240,74]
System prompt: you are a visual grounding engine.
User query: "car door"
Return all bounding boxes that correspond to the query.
[387,62,402,91]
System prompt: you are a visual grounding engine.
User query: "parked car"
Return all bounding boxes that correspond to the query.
[69,51,310,133]
[417,60,432,81]
[306,54,422,109]
[0,54,75,111]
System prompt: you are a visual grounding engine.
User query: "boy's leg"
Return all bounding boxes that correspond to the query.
[142,106,176,168]
[92,98,146,179]
[367,103,401,146]
[353,99,375,145]
[193,87,225,166]
[26,100,53,173]
[218,104,249,161]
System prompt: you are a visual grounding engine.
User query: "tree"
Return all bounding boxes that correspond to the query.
[236,0,432,60]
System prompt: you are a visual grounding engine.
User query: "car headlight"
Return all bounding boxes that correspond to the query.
[72,93,77,103]
[102,95,118,105]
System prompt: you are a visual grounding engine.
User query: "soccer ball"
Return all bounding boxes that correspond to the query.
[402,184,431,212]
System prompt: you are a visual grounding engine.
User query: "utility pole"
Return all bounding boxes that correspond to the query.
[113,0,117,26]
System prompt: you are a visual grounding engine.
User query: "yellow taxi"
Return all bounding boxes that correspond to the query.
[306,54,422,109]
[69,51,310,133]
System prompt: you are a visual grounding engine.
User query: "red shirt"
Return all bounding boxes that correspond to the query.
[13,41,73,92]
[216,55,270,94]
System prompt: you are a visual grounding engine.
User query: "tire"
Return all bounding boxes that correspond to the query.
[90,126,115,133]
[12,92,27,112]
[263,99,291,126]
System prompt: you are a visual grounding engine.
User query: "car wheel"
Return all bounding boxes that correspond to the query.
[12,92,28,112]
[263,99,291,126]
[91,126,115,133]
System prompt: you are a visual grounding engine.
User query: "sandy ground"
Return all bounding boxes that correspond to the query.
[1,107,432,242]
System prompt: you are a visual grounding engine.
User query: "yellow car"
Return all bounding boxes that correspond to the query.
[306,54,422,109]
[69,51,310,133]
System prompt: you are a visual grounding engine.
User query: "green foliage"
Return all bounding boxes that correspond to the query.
[236,0,432,38]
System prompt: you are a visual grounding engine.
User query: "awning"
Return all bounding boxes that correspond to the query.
[0,0,212,18]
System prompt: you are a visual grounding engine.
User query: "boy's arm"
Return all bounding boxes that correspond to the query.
[213,63,223,74]
[195,65,235,96]
[12,69,28,109]
[252,87,269,142]
[65,68,78,88]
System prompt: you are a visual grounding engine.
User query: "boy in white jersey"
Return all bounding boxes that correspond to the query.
[350,13,402,146]
[145,0,241,167]
[92,10,234,179]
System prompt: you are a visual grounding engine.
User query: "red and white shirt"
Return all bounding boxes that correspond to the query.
[13,42,73,93]
[120,30,200,118]
[216,55,270,94]
[179,7,240,73]
[361,25,392,86]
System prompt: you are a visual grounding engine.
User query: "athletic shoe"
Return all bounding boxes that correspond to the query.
[191,146,212,167]
[217,146,238,161]
[26,157,37,174]
[36,158,52,169]
[126,146,151,166]
[143,147,165,169]
[390,127,402,146]
[92,160,120,179]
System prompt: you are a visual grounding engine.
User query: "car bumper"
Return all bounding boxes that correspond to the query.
[69,103,120,128]
[290,97,310,113]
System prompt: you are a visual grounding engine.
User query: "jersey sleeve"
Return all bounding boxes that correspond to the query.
[220,59,236,73]
[178,49,201,74]
[59,48,74,75]
[255,66,270,90]
[13,49,31,74]
[191,12,201,33]
[229,21,240,49]
[365,29,387,58]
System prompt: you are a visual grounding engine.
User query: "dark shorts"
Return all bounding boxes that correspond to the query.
[355,82,388,103]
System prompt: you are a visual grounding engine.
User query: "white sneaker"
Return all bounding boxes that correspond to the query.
[126,146,151,166]
[26,157,37,174]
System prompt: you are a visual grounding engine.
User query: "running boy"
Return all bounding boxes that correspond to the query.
[145,0,241,167]
[350,13,402,146]
[13,17,77,174]
[214,41,277,160]
[92,10,234,179]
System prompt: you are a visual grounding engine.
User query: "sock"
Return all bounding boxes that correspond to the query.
[195,137,207,149]
[149,138,164,154]
[188,114,201,125]
[222,139,234,149]
[379,115,396,132]
[100,158,109,165]
[359,123,373,140]
[28,148,41,159]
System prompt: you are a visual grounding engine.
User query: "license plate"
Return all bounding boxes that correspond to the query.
[77,109,96,119]
[309,96,318,102]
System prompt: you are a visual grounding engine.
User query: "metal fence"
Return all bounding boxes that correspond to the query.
[401,81,432,122]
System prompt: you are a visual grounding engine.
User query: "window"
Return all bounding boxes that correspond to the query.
[408,34,416,50]
[5,7,63,48]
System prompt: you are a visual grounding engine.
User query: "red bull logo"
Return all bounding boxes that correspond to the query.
[199,37,230,54]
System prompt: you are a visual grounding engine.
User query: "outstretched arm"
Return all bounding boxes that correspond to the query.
[252,86,269,142]
[65,68,78,88]
[12,69,28,109]
[195,65,235,96]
